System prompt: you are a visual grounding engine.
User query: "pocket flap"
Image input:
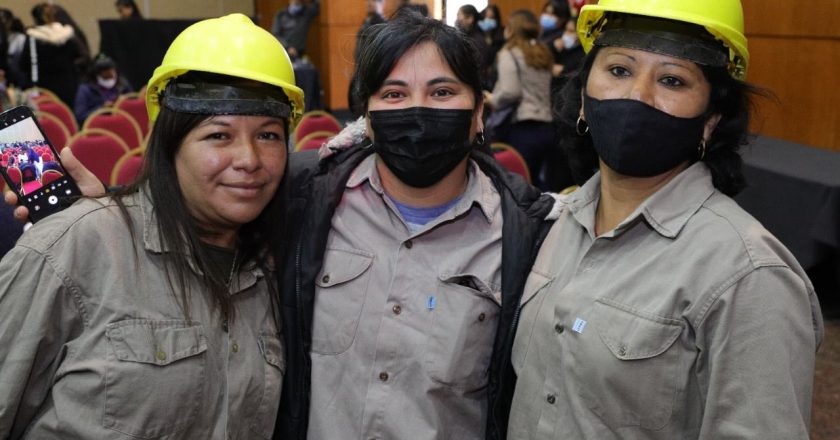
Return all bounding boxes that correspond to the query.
[593,299,682,360]
[259,332,285,370]
[105,320,207,366]
[520,269,553,306]
[316,248,374,287]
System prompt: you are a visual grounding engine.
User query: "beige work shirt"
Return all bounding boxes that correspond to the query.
[508,163,824,439]
[0,190,284,439]
[308,155,503,440]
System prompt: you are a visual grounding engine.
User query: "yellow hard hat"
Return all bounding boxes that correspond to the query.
[146,13,304,124]
[578,0,749,80]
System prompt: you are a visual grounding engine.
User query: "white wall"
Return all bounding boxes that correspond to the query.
[3,0,254,56]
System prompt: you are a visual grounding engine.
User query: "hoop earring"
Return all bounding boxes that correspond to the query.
[475,131,485,146]
[576,116,589,136]
[698,139,707,160]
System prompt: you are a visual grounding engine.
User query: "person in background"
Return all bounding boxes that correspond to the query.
[356,0,385,63]
[0,9,26,87]
[51,4,92,77]
[271,0,320,60]
[0,68,33,111]
[507,0,823,438]
[539,0,572,75]
[456,5,492,74]
[115,0,143,19]
[485,9,554,189]
[0,13,303,439]
[19,3,83,105]
[73,54,133,124]
[395,0,429,17]
[276,9,556,440]
[478,4,505,90]
[541,17,582,192]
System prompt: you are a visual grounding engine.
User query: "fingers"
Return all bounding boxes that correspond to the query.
[60,148,106,197]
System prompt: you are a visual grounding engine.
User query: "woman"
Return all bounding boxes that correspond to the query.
[456,4,492,72]
[485,9,554,189]
[115,0,143,19]
[0,13,304,439]
[73,54,133,124]
[276,9,555,440]
[507,1,824,438]
[478,4,504,90]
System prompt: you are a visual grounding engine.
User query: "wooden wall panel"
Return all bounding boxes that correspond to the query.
[742,0,840,152]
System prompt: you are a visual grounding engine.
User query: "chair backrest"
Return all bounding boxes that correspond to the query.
[294,130,335,152]
[37,100,78,135]
[110,147,146,186]
[292,110,342,145]
[24,87,61,103]
[21,164,37,182]
[5,167,22,187]
[115,92,150,138]
[83,108,144,150]
[67,128,131,183]
[36,111,72,152]
[40,169,64,185]
[491,142,531,183]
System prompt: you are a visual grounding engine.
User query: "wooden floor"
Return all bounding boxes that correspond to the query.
[812,318,840,439]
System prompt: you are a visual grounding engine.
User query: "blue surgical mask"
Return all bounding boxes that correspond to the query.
[562,33,578,49]
[288,4,303,14]
[540,14,558,31]
[478,18,497,32]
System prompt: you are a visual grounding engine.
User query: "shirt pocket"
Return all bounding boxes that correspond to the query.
[424,273,501,391]
[249,332,285,439]
[103,319,207,438]
[311,248,374,355]
[569,298,684,430]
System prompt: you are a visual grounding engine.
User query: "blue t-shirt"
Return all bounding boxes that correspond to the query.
[389,195,463,234]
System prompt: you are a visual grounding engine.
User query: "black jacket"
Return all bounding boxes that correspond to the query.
[275,145,555,440]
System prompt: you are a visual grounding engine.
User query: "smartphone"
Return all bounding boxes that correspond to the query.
[0,105,82,222]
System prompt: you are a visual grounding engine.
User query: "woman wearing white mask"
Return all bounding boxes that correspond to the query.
[72,53,132,124]
[508,0,823,438]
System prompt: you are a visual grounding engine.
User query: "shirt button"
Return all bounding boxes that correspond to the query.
[546,394,556,404]
[321,274,330,283]
[405,240,413,249]
[618,345,627,357]
[155,350,166,361]
[231,341,239,353]
[554,324,565,334]
[392,304,402,315]
[379,372,389,382]
[478,312,486,322]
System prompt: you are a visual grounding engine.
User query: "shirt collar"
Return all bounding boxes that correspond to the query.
[568,162,716,239]
[346,154,498,224]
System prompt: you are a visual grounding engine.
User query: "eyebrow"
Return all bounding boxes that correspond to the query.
[380,76,461,88]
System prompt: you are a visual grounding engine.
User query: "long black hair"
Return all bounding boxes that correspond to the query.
[113,73,288,323]
[554,45,763,196]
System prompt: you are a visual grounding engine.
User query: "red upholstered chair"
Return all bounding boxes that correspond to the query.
[36,111,72,151]
[83,108,144,150]
[67,129,131,183]
[24,87,61,104]
[115,92,150,138]
[292,110,342,145]
[36,100,78,135]
[491,142,531,184]
[40,169,64,185]
[294,130,334,152]
[110,147,145,186]
[5,167,22,188]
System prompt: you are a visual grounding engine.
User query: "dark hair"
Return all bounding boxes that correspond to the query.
[554,45,761,195]
[458,4,481,29]
[542,0,571,20]
[115,0,143,19]
[481,4,502,25]
[505,9,553,70]
[113,72,288,323]
[350,9,483,115]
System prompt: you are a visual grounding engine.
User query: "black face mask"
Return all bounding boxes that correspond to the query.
[369,107,474,188]
[583,94,707,177]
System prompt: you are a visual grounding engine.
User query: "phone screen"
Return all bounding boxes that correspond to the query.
[0,107,81,222]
